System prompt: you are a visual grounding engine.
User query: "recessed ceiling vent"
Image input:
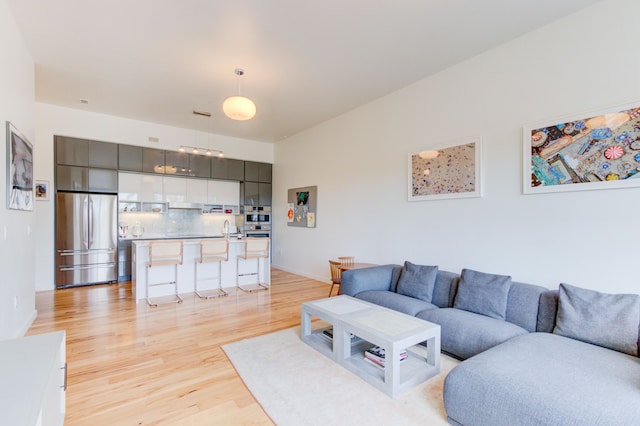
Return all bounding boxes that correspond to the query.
[193,110,212,117]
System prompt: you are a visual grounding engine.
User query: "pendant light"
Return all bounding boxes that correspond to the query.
[223,68,256,121]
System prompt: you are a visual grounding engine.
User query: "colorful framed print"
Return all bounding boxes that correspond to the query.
[524,100,640,194]
[408,137,482,201]
[35,180,50,201]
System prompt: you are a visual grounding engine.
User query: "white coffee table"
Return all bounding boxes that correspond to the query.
[301,295,441,397]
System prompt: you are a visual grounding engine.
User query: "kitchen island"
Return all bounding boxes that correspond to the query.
[131,236,270,303]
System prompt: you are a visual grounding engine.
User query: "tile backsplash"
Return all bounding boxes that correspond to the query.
[119,210,237,237]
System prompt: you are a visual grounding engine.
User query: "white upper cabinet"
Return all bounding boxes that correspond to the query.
[140,174,163,202]
[162,176,187,203]
[119,172,163,203]
[118,172,142,201]
[207,180,240,205]
[186,179,208,204]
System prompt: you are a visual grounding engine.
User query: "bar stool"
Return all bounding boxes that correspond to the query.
[195,238,229,299]
[236,237,270,292]
[146,240,184,307]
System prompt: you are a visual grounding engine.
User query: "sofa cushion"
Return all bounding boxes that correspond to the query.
[417,308,527,359]
[355,290,438,316]
[395,261,438,303]
[553,283,640,356]
[444,332,640,426]
[453,268,512,320]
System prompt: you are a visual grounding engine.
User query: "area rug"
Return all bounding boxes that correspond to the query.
[222,327,458,425]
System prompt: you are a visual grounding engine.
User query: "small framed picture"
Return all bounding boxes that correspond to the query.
[35,180,50,201]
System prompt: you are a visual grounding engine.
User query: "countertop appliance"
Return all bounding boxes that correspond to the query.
[55,192,118,288]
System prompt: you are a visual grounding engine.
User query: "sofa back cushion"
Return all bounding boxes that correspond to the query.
[433,270,459,308]
[536,290,559,333]
[505,281,547,332]
[453,269,512,320]
[396,261,438,302]
[553,283,640,357]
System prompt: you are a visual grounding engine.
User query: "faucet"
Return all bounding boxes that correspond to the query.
[223,219,230,237]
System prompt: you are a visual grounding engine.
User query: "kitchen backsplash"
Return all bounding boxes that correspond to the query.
[119,210,237,237]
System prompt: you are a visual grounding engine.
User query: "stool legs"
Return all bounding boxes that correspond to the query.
[236,256,269,292]
[195,259,228,299]
[146,263,183,307]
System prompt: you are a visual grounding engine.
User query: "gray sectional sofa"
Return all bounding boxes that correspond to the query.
[340,262,640,425]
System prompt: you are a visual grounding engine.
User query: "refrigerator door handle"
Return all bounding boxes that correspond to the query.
[59,263,116,272]
[58,249,116,255]
[88,197,93,248]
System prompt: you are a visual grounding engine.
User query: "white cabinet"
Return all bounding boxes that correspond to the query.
[119,172,163,203]
[1,331,66,426]
[162,176,187,203]
[140,174,163,202]
[186,179,208,204]
[118,172,142,201]
[208,180,240,205]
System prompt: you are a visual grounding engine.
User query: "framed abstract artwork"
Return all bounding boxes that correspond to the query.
[408,137,482,201]
[524,100,640,194]
[6,121,34,211]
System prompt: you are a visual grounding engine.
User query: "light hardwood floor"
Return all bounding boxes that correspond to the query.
[28,268,330,425]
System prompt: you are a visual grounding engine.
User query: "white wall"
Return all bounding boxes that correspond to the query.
[273,0,640,294]
[34,103,273,291]
[0,0,36,339]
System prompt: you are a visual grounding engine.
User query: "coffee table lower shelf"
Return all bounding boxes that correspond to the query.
[301,296,441,398]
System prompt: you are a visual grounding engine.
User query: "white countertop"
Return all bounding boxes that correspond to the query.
[132,236,246,246]
[121,233,242,241]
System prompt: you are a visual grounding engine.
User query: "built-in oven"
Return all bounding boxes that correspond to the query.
[245,205,271,225]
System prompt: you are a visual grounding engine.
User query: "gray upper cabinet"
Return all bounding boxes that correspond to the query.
[228,159,245,181]
[211,157,245,181]
[244,161,272,183]
[55,136,117,169]
[118,145,143,172]
[244,182,272,206]
[244,161,260,182]
[88,168,118,193]
[259,183,272,205]
[258,163,272,183]
[56,165,88,191]
[55,136,88,166]
[190,154,211,178]
[165,151,190,176]
[210,157,228,180]
[142,148,165,174]
[88,141,118,169]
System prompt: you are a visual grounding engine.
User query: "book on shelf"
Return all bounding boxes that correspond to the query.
[321,327,356,341]
[363,346,408,367]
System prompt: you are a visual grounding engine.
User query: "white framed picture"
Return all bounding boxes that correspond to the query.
[524,100,640,194]
[408,137,482,201]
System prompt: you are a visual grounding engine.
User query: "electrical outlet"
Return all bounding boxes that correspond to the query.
[14,296,18,309]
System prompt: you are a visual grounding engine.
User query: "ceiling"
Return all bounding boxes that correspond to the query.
[8,0,601,143]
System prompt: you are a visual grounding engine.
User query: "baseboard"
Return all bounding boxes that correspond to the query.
[271,263,329,284]
[16,308,37,337]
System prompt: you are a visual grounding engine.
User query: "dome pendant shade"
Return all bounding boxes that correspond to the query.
[223,95,256,121]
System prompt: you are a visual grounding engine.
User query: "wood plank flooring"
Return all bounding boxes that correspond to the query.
[27,268,330,425]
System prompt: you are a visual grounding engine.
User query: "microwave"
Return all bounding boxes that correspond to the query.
[245,206,271,223]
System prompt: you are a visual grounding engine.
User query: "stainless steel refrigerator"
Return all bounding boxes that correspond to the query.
[55,192,118,288]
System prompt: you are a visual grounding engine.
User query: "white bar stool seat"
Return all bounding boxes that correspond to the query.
[236,237,270,292]
[146,240,184,307]
[195,238,229,299]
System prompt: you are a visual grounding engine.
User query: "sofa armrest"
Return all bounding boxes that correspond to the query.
[340,264,401,296]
